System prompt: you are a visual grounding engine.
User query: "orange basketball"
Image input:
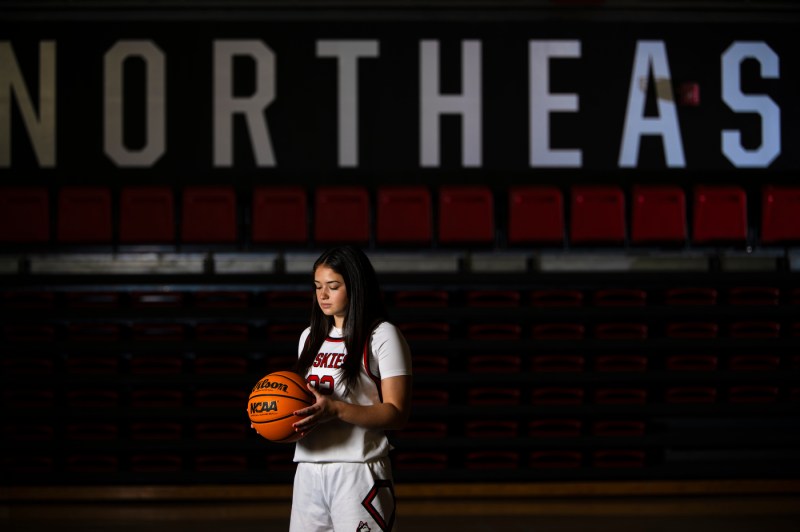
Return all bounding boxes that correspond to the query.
[248,371,314,443]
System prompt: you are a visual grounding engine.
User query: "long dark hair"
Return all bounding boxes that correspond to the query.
[294,246,387,392]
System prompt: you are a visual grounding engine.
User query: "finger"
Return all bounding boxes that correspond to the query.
[295,421,317,434]
[293,405,316,417]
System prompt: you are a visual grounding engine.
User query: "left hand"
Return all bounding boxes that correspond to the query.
[292,383,339,435]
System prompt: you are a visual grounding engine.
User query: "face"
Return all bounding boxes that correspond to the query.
[314,265,349,328]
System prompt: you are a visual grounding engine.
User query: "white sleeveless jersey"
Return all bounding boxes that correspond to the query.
[293,321,412,463]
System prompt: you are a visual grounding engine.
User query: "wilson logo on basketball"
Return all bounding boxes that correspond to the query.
[251,379,289,394]
[248,371,312,443]
[250,400,279,414]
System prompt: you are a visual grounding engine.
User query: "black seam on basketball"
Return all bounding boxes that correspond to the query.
[273,372,314,399]
[252,412,301,425]
[250,392,313,406]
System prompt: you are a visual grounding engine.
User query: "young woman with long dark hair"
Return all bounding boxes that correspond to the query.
[289,245,412,532]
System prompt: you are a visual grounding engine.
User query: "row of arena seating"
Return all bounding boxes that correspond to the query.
[2,270,799,484]
[1,184,800,247]
[4,286,797,308]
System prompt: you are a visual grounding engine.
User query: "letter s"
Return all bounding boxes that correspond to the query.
[721,41,780,168]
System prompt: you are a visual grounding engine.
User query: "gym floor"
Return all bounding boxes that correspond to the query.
[4,481,800,532]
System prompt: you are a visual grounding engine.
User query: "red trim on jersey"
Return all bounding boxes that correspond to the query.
[325,336,344,342]
[363,340,383,403]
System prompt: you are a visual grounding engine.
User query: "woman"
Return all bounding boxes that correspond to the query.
[290,245,412,532]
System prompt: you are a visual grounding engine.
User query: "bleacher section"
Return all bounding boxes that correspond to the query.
[1,183,799,485]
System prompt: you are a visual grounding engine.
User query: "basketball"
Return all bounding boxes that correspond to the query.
[248,370,314,443]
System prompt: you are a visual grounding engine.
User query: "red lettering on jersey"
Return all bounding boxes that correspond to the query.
[312,352,347,369]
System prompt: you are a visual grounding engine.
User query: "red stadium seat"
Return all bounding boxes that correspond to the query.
[130,389,183,408]
[130,454,182,473]
[411,389,449,406]
[761,185,800,243]
[465,451,520,469]
[728,286,779,306]
[692,185,748,243]
[531,387,584,405]
[0,187,50,243]
[595,355,647,372]
[314,186,370,244]
[130,422,182,440]
[65,292,120,309]
[411,355,449,374]
[530,289,584,307]
[532,323,585,340]
[392,290,449,307]
[531,355,585,373]
[67,323,122,342]
[728,385,779,403]
[729,355,780,372]
[1,290,55,309]
[181,186,237,243]
[438,185,494,244]
[594,388,647,404]
[66,454,118,473]
[57,186,112,243]
[570,185,625,244]
[529,450,582,469]
[664,287,718,306]
[466,290,521,307]
[508,186,564,244]
[594,322,648,340]
[395,421,448,439]
[666,322,719,339]
[468,387,521,405]
[666,354,718,372]
[66,423,120,441]
[394,452,448,470]
[528,419,582,437]
[665,386,718,403]
[252,186,308,244]
[592,288,647,307]
[194,455,248,472]
[194,291,249,308]
[376,186,432,244]
[465,420,519,438]
[195,323,249,342]
[131,323,187,342]
[592,449,646,468]
[467,323,522,340]
[194,423,247,440]
[631,185,686,244]
[729,321,781,338]
[467,354,522,373]
[592,420,646,437]
[193,389,247,408]
[397,322,450,340]
[4,423,56,441]
[119,186,175,243]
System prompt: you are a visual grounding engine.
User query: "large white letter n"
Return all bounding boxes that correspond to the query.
[0,41,56,167]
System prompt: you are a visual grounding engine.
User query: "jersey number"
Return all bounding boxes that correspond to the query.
[307,375,335,395]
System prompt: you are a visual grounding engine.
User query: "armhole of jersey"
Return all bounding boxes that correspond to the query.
[363,325,383,403]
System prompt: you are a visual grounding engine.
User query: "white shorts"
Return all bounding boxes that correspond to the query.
[290,458,397,532]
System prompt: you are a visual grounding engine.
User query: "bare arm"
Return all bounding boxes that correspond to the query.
[292,375,412,436]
